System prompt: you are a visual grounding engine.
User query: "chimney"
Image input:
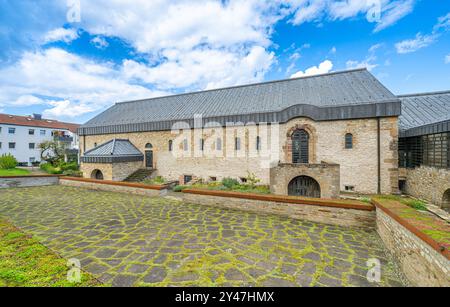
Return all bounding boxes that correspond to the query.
[33,114,42,120]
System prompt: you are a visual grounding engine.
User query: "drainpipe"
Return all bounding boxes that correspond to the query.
[377,118,381,194]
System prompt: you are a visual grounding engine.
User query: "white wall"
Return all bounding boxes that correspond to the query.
[0,124,78,165]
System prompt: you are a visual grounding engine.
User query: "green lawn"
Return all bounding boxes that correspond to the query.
[0,218,100,287]
[0,168,31,177]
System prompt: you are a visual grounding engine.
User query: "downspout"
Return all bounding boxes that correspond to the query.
[377,118,381,194]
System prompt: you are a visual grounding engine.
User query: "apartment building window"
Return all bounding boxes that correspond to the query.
[40,130,46,136]
[29,143,35,149]
[29,129,35,135]
[9,142,15,149]
[8,127,15,134]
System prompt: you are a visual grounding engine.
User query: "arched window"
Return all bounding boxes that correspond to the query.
[91,169,104,180]
[235,137,241,151]
[145,143,153,149]
[183,139,189,151]
[256,136,261,151]
[442,189,450,213]
[345,133,353,149]
[292,129,309,164]
[199,138,205,151]
[288,176,320,198]
[168,140,173,152]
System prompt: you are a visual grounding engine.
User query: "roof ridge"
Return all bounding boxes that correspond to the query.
[115,68,368,105]
[111,139,117,155]
[398,90,450,98]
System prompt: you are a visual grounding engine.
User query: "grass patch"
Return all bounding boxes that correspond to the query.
[0,168,31,177]
[174,182,271,195]
[142,176,166,185]
[0,218,100,287]
[375,194,428,211]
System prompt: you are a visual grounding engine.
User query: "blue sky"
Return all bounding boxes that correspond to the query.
[0,0,449,124]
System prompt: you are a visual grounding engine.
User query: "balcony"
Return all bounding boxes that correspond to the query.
[55,136,74,143]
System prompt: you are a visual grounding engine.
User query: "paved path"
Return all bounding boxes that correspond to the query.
[0,186,405,287]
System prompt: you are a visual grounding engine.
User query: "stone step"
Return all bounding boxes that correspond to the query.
[124,169,155,182]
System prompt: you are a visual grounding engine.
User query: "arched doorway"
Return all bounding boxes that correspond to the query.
[91,169,104,180]
[145,143,153,168]
[288,176,320,198]
[292,129,309,164]
[442,189,450,212]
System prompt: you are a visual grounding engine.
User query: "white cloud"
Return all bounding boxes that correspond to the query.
[43,28,79,44]
[395,12,450,54]
[445,54,450,64]
[288,0,415,32]
[0,48,166,119]
[290,60,333,78]
[91,36,109,49]
[346,43,381,71]
[395,33,437,54]
[329,46,337,54]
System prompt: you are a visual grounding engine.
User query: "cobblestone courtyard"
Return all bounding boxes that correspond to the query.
[0,186,405,287]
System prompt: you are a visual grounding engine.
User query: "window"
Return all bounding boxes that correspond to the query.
[183,139,189,151]
[216,138,222,151]
[168,140,173,152]
[145,143,153,149]
[29,129,35,135]
[235,137,241,151]
[240,177,248,183]
[9,142,15,149]
[0,142,2,149]
[29,143,35,149]
[199,138,205,151]
[29,157,35,163]
[345,133,353,149]
[256,136,261,151]
[40,130,46,136]
[184,175,193,184]
[292,129,309,164]
[94,143,97,148]
[8,127,15,134]
[209,176,217,182]
[0,127,2,133]
[345,185,355,192]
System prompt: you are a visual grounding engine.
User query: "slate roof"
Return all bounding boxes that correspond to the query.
[82,139,143,163]
[399,91,450,137]
[78,68,401,136]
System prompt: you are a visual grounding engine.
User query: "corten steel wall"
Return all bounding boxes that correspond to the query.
[0,175,60,189]
[80,117,399,195]
[182,189,375,228]
[375,204,450,286]
[403,166,450,209]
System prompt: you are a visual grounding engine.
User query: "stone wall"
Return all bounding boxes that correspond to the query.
[0,176,59,189]
[270,163,340,198]
[403,166,450,210]
[81,116,399,194]
[80,163,113,180]
[111,161,144,181]
[182,192,375,228]
[59,178,162,197]
[376,208,450,286]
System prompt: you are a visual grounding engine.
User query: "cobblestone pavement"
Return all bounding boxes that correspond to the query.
[0,186,405,287]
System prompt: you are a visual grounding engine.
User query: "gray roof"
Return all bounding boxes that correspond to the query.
[82,139,143,163]
[79,68,400,136]
[399,91,450,137]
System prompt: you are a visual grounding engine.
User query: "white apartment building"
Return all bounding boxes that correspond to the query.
[0,113,79,166]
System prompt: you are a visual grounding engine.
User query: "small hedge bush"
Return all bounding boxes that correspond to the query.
[0,154,18,170]
[222,177,239,189]
[40,163,63,174]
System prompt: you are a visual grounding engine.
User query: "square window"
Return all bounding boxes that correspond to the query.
[240,177,248,183]
[40,130,46,135]
[9,142,15,149]
[29,157,35,163]
[29,129,35,135]
[209,176,217,182]
[184,175,193,184]
[29,143,35,149]
[8,127,15,134]
[345,185,355,192]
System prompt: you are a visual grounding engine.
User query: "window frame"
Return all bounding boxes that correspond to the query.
[345,133,353,149]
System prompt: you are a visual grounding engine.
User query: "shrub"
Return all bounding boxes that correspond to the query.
[0,154,18,170]
[173,185,188,192]
[40,163,63,174]
[222,177,239,189]
[59,162,79,171]
[62,170,83,177]
[245,172,261,188]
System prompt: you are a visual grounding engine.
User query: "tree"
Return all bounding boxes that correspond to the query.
[39,140,67,165]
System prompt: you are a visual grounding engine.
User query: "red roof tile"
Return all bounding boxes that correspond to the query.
[0,114,80,133]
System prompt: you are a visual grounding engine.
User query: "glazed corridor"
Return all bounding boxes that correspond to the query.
[0,186,404,287]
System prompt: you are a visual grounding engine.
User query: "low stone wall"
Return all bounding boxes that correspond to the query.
[0,175,60,189]
[375,203,450,287]
[403,166,450,210]
[60,177,165,197]
[182,189,375,228]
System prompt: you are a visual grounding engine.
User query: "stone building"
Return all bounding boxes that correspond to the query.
[398,91,450,212]
[78,68,402,199]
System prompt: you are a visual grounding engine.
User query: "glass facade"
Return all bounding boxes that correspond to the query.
[399,132,450,169]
